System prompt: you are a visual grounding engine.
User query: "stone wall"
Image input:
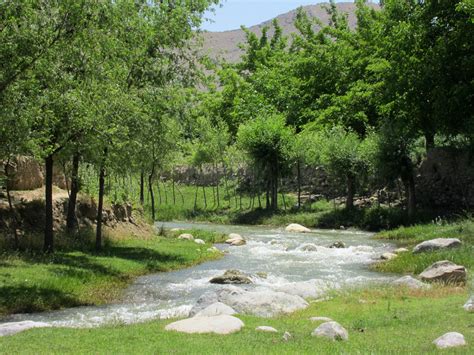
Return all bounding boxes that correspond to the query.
[416,148,474,209]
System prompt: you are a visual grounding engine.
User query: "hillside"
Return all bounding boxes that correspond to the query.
[201,2,379,63]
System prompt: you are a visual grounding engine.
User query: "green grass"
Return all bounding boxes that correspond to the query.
[373,219,474,274]
[0,287,471,354]
[0,229,225,316]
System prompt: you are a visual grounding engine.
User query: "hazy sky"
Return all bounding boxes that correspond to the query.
[201,1,377,32]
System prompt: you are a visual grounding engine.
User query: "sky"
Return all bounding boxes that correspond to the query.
[201,0,377,32]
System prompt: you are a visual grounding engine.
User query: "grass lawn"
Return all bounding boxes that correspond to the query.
[0,287,472,354]
[0,229,226,316]
[373,219,474,274]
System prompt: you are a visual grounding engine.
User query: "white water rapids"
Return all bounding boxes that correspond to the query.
[1,222,396,328]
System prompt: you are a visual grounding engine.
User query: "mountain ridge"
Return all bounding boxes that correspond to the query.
[200,2,379,62]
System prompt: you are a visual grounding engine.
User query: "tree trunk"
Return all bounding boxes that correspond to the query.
[4,160,19,249]
[66,153,80,233]
[345,174,355,209]
[44,154,54,253]
[405,174,416,219]
[297,159,302,208]
[425,132,435,153]
[95,149,107,252]
[202,186,207,209]
[194,184,199,210]
[149,168,155,221]
[139,170,145,205]
[172,179,176,205]
[215,164,220,207]
[157,180,162,205]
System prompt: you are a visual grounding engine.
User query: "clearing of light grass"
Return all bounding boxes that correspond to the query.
[0,229,225,316]
[0,287,471,354]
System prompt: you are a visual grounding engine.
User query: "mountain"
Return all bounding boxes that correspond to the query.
[200,2,379,63]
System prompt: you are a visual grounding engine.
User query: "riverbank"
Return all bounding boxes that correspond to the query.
[373,219,474,274]
[0,229,226,316]
[0,286,471,354]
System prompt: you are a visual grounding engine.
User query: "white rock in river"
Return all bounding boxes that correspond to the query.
[419,260,467,284]
[225,233,246,246]
[433,332,466,349]
[178,233,194,241]
[391,276,431,290]
[256,326,278,333]
[194,239,205,245]
[464,297,474,312]
[413,238,461,253]
[296,243,319,252]
[165,315,244,335]
[394,247,409,254]
[217,286,308,318]
[194,302,237,317]
[189,292,219,317]
[0,321,50,337]
[310,316,333,322]
[312,321,349,341]
[285,223,311,233]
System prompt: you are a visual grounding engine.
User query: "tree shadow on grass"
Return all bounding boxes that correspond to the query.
[0,285,80,316]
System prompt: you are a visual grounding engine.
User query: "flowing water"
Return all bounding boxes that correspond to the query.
[1,222,396,328]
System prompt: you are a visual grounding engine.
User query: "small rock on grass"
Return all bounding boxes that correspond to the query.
[413,238,461,254]
[256,326,278,333]
[391,276,431,290]
[419,260,467,284]
[394,248,409,254]
[309,316,333,322]
[464,297,473,312]
[194,239,205,245]
[311,321,349,341]
[282,331,292,341]
[165,315,244,335]
[178,233,194,241]
[433,332,466,349]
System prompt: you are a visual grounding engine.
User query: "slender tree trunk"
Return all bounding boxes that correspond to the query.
[425,132,435,153]
[172,178,176,205]
[44,154,54,253]
[163,181,168,204]
[346,174,355,209]
[4,160,19,249]
[257,192,261,209]
[95,148,107,252]
[405,175,416,219]
[194,184,199,210]
[222,163,231,208]
[202,186,207,209]
[281,191,287,211]
[266,180,270,210]
[297,159,302,208]
[156,180,162,205]
[139,170,145,205]
[215,164,220,207]
[175,183,185,205]
[148,167,155,221]
[66,153,80,233]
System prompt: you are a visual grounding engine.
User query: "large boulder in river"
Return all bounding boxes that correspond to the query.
[328,241,346,249]
[311,321,349,341]
[432,332,466,349]
[209,270,252,285]
[391,276,431,290]
[217,286,309,318]
[194,302,237,317]
[285,223,311,233]
[225,233,246,246]
[419,260,467,284]
[165,315,244,335]
[413,238,461,253]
